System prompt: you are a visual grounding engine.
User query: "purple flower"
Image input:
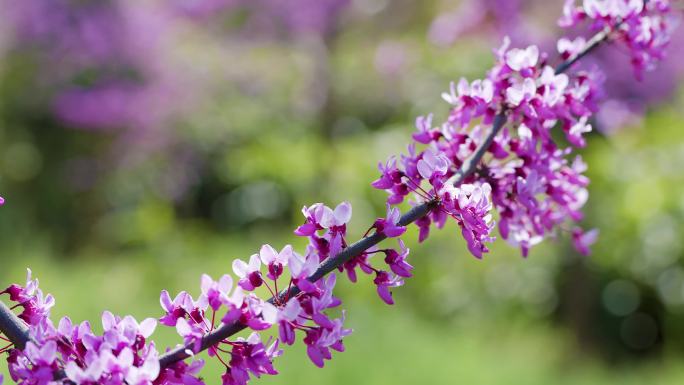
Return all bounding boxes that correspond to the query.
[539,66,570,106]
[412,114,441,144]
[294,202,352,236]
[159,290,196,326]
[124,352,160,385]
[288,250,320,293]
[198,274,233,311]
[156,359,206,385]
[242,294,278,331]
[440,183,496,258]
[560,0,676,79]
[557,37,587,60]
[384,240,413,278]
[567,116,593,147]
[506,77,537,107]
[572,227,599,255]
[372,204,406,238]
[417,147,450,182]
[176,317,206,353]
[22,341,59,383]
[371,158,402,190]
[1,269,55,326]
[226,333,281,384]
[232,254,263,291]
[373,271,404,305]
[505,45,539,72]
[258,244,292,281]
[277,298,303,345]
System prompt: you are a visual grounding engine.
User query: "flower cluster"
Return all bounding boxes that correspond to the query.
[156,200,408,384]
[560,0,678,79]
[1,199,412,385]
[372,0,677,258]
[1,270,161,385]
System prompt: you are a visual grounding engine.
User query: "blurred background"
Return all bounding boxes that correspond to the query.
[1,0,684,384]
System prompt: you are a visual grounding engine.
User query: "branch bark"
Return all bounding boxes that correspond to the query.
[0,300,29,350]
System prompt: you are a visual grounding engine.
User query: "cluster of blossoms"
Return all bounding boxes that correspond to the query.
[0,1,679,384]
[373,0,676,257]
[559,0,679,79]
[1,270,160,385]
[0,200,409,384]
[429,0,684,133]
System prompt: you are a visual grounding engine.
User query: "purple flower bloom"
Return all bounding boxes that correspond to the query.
[232,254,263,291]
[242,294,278,331]
[288,249,320,293]
[384,240,413,278]
[567,116,593,147]
[156,359,206,385]
[572,227,599,255]
[412,114,441,144]
[506,77,537,107]
[198,274,234,311]
[505,45,540,72]
[371,158,402,190]
[441,183,496,258]
[294,202,352,236]
[372,204,406,238]
[557,37,587,60]
[560,0,677,79]
[176,318,206,353]
[277,298,302,345]
[417,147,450,182]
[159,290,196,327]
[259,244,291,281]
[373,271,404,305]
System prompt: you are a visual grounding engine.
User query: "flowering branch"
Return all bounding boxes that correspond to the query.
[0,20,631,373]
[158,201,435,368]
[158,16,622,366]
[554,26,613,75]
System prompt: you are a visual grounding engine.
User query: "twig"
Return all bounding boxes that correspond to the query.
[0,300,29,350]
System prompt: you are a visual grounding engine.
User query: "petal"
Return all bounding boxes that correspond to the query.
[259,244,278,265]
[248,254,261,271]
[333,202,353,225]
[232,259,250,278]
[376,285,394,305]
[307,345,325,368]
[261,302,278,324]
[294,222,317,236]
[40,340,57,363]
[281,298,302,321]
[102,311,116,331]
[159,290,173,312]
[200,274,213,294]
[139,318,157,338]
[218,275,233,294]
[176,318,192,336]
[317,206,335,228]
[417,159,433,179]
[278,245,293,264]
